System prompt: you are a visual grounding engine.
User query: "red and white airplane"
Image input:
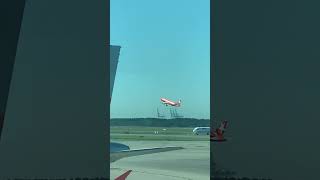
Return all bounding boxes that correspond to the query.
[160,98,181,107]
[210,120,228,142]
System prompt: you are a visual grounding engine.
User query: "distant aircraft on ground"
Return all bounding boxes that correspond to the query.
[160,98,181,107]
[211,120,228,142]
[193,127,210,135]
[110,46,184,179]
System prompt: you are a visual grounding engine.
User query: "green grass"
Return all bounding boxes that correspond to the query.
[111,126,194,134]
[110,126,209,141]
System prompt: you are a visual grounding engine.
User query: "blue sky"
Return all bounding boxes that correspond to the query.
[110,0,210,119]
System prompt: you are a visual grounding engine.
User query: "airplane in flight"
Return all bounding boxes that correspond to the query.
[160,98,181,107]
[210,120,228,142]
[110,45,183,179]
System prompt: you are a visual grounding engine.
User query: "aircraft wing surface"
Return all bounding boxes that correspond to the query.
[110,146,184,163]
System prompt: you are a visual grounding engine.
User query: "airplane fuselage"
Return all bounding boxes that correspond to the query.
[160,98,180,107]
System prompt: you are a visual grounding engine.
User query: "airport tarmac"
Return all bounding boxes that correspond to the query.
[110,141,210,180]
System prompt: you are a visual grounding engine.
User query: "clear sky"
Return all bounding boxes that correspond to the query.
[110,0,210,119]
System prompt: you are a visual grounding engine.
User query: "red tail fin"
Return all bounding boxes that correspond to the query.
[217,120,228,135]
[115,170,132,180]
[220,120,228,129]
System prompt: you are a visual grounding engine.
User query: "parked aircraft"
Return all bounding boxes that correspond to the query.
[193,127,210,135]
[211,120,228,142]
[160,98,181,107]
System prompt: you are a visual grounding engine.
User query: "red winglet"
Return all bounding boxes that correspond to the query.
[115,170,132,180]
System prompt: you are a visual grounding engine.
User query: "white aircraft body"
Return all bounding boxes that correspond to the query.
[193,127,210,135]
[160,98,181,107]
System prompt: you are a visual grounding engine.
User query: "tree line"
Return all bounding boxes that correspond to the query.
[111,118,210,127]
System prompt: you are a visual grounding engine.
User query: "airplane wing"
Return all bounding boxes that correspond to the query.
[114,170,132,180]
[110,146,184,163]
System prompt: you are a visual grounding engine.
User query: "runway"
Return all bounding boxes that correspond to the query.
[110,141,210,180]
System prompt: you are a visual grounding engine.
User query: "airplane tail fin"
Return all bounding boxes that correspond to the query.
[115,170,132,180]
[217,120,228,135]
[177,99,181,106]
